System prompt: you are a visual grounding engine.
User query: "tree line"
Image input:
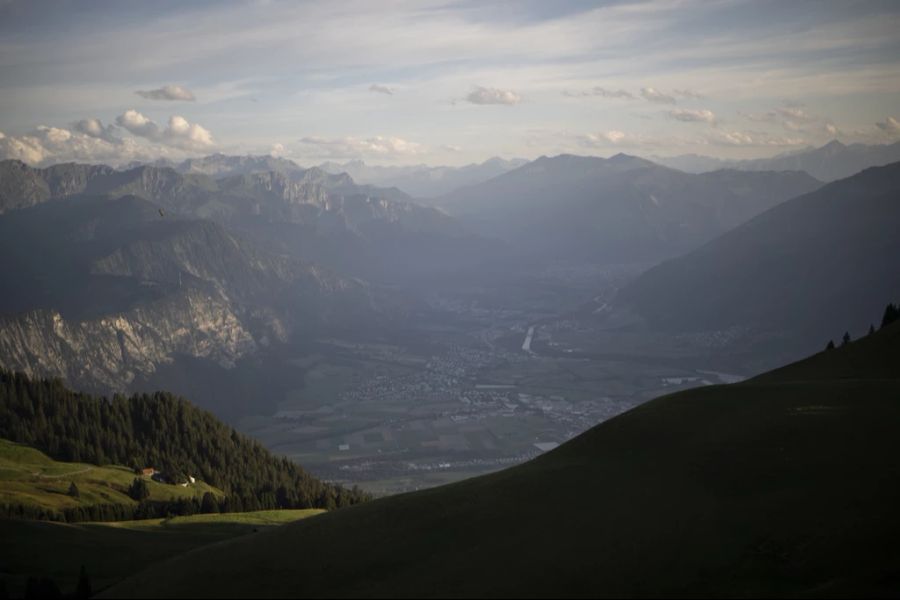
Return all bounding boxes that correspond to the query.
[0,369,369,522]
[826,300,900,350]
[0,492,254,524]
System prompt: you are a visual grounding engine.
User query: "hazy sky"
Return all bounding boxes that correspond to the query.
[1,0,899,166]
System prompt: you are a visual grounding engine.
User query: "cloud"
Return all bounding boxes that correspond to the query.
[668,108,716,124]
[269,142,285,157]
[296,135,426,159]
[165,115,213,149]
[774,106,815,122]
[115,110,214,150]
[742,104,840,138]
[774,105,818,131]
[116,109,160,138]
[672,88,703,99]
[369,84,395,96]
[465,86,521,106]
[135,84,196,101]
[0,124,153,166]
[72,118,119,143]
[564,87,635,100]
[708,129,805,147]
[640,87,676,104]
[581,130,629,146]
[876,116,900,135]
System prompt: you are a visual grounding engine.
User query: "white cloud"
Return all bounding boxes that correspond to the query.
[72,117,119,142]
[165,115,213,149]
[640,87,676,104]
[295,135,426,160]
[465,86,521,106]
[135,84,197,101]
[774,106,816,122]
[0,123,158,166]
[672,88,703,99]
[581,130,630,146]
[0,132,47,164]
[369,84,395,96]
[116,109,160,139]
[669,108,716,124]
[876,116,900,135]
[269,142,285,157]
[708,129,805,147]
[564,87,635,100]
[115,110,214,150]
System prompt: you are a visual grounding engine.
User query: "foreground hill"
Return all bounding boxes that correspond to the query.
[0,509,323,598]
[618,162,900,355]
[438,153,821,263]
[104,318,900,598]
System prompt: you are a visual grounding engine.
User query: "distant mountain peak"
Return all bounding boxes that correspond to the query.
[651,140,900,181]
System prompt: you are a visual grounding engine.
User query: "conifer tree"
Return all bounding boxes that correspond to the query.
[129,477,150,501]
[201,492,220,514]
[75,566,91,600]
[882,303,899,329]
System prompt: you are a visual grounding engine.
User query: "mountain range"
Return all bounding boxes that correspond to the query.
[437,153,822,263]
[618,162,900,357]
[317,156,529,199]
[652,140,900,182]
[124,153,528,199]
[0,191,373,396]
[2,152,895,410]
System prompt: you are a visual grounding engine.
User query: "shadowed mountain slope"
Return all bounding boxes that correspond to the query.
[438,153,821,263]
[618,162,900,354]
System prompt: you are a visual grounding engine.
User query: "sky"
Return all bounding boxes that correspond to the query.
[1,0,899,167]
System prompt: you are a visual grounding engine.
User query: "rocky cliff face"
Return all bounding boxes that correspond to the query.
[0,287,256,392]
[0,160,51,213]
[0,160,119,213]
[0,190,377,396]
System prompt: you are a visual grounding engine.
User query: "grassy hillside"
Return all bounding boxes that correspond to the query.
[0,438,223,519]
[105,321,900,598]
[0,509,323,598]
[0,371,369,512]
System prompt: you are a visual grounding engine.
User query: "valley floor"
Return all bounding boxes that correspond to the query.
[233,263,761,495]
